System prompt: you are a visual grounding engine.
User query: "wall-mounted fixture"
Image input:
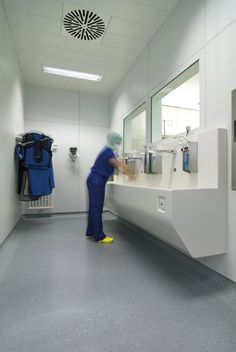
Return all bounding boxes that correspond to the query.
[144,145,163,174]
[63,9,105,41]
[52,143,58,152]
[182,146,190,173]
[151,152,162,174]
[181,142,198,173]
[42,65,103,81]
[69,147,79,162]
[186,126,191,136]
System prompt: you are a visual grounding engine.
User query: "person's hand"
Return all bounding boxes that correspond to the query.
[127,171,136,181]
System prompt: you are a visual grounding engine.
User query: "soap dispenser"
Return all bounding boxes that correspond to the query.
[182,146,190,173]
[181,142,198,173]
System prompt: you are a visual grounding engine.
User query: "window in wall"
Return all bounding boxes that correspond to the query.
[151,61,200,142]
[123,103,146,153]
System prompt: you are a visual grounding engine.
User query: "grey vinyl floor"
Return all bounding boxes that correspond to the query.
[0,212,236,352]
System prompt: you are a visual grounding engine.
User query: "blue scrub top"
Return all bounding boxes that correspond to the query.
[91,147,116,180]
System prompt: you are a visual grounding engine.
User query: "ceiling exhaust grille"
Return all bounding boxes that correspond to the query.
[63,9,105,40]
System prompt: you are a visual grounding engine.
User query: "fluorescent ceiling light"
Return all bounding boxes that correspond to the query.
[42,65,103,81]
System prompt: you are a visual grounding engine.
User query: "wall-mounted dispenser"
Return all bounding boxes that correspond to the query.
[186,125,191,137]
[182,146,190,172]
[182,142,198,173]
[150,151,162,174]
[144,145,162,174]
[52,143,58,152]
[144,148,151,174]
[69,146,79,161]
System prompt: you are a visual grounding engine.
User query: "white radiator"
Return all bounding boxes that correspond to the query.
[28,195,53,210]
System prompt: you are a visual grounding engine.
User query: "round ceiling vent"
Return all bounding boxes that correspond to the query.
[63,9,105,40]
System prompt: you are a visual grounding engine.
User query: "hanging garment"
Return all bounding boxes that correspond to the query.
[15,132,55,201]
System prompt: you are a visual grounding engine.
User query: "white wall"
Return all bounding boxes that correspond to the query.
[110,48,149,137]
[110,0,236,282]
[0,0,24,245]
[24,85,110,213]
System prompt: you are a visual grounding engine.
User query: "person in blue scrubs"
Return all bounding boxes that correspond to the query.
[86,132,133,244]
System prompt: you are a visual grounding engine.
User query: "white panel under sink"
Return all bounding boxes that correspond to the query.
[106,184,226,258]
[61,3,111,44]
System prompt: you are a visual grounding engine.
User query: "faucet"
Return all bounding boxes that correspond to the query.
[146,142,177,154]
[157,149,176,154]
[186,126,191,136]
[172,135,189,148]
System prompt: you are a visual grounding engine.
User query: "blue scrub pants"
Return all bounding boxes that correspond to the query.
[86,172,107,241]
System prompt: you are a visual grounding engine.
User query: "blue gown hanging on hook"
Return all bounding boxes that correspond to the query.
[15,132,55,200]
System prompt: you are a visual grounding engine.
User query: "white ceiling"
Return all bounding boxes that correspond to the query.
[3,0,180,95]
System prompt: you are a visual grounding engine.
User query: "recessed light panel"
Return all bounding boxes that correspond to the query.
[42,66,103,81]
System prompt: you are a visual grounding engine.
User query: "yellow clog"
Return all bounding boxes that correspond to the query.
[99,236,114,244]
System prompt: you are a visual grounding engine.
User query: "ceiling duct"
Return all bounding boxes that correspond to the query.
[63,9,105,40]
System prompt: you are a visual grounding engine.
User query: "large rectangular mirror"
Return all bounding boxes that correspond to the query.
[123,103,146,153]
[151,61,200,142]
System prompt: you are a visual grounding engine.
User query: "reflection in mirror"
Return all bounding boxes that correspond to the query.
[123,103,146,153]
[151,61,200,142]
